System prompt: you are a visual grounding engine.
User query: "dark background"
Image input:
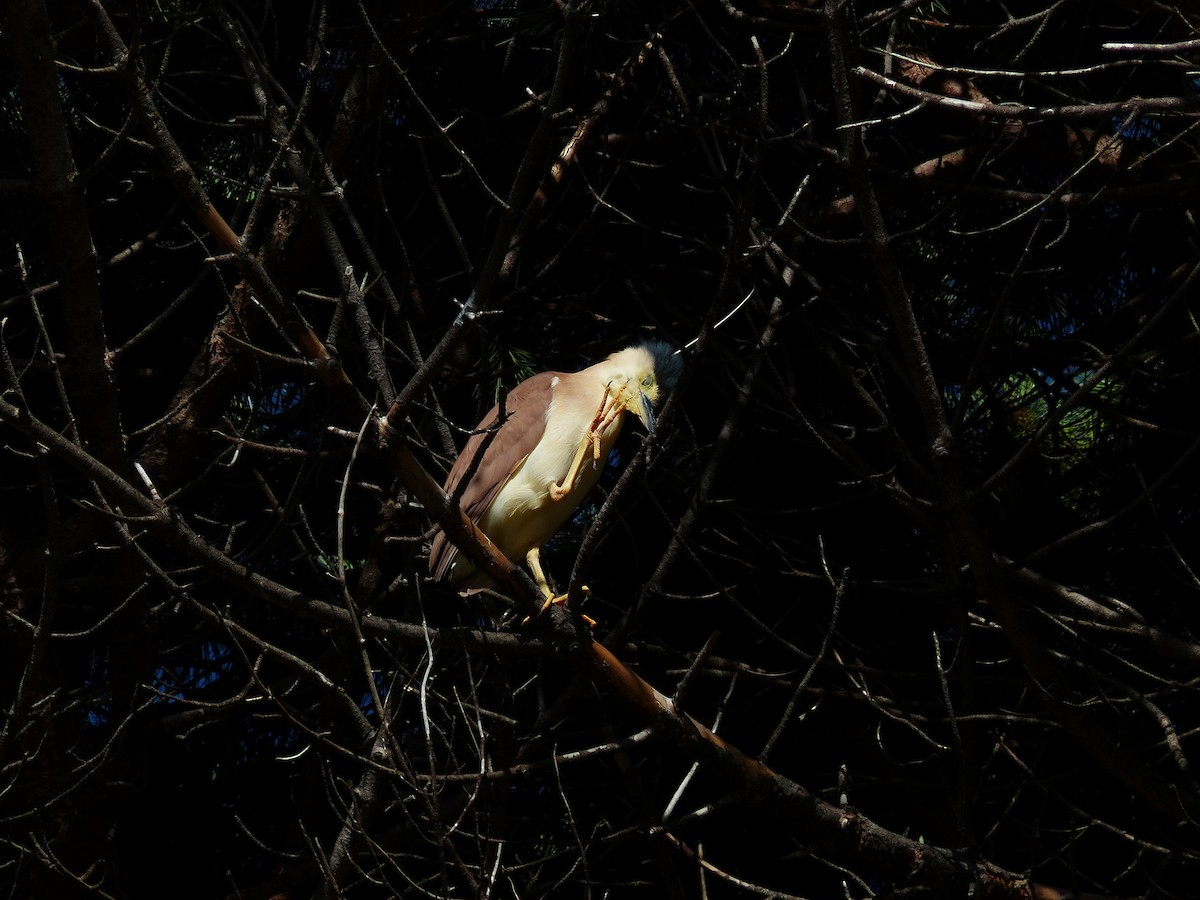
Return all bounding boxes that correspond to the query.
[2,1,1199,897]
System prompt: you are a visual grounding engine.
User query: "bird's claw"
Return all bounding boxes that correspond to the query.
[520,586,595,628]
[589,387,628,458]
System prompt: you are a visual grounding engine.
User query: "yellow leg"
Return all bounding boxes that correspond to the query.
[526,547,555,601]
[522,548,595,627]
[549,385,624,501]
[549,388,614,501]
[548,435,592,501]
[591,390,618,458]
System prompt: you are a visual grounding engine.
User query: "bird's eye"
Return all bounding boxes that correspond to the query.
[642,375,654,387]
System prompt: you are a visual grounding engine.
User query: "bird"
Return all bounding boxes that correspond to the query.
[428,341,682,608]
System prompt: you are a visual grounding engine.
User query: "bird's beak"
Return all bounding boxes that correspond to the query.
[634,391,656,432]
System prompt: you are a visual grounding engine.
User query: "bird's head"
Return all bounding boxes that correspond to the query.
[603,341,683,432]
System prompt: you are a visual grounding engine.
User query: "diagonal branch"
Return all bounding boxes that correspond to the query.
[84,0,366,412]
[0,382,1098,899]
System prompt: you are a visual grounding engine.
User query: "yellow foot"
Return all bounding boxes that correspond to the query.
[590,386,628,457]
[520,586,595,628]
[523,549,595,625]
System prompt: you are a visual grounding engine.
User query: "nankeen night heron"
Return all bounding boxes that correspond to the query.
[429,341,682,606]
